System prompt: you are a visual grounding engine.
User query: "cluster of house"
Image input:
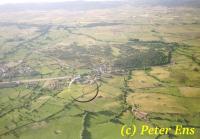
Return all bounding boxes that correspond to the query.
[131,107,148,121]
[69,64,127,86]
[0,64,9,79]
[16,65,36,75]
[93,64,127,77]
[0,62,37,82]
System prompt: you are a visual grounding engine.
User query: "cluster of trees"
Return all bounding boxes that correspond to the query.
[80,111,91,139]
[49,38,177,70]
[128,39,178,49]
[114,48,169,69]
[112,39,179,69]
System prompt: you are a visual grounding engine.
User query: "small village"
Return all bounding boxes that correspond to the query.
[0,62,127,89]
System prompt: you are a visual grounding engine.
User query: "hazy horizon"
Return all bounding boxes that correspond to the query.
[0,0,123,5]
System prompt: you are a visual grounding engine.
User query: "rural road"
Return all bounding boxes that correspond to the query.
[0,76,71,85]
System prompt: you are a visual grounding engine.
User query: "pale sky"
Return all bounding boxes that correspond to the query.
[0,0,121,5]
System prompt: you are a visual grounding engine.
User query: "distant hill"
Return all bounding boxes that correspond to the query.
[0,0,199,11]
[128,0,200,7]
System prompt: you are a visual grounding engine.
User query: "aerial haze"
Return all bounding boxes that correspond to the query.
[0,0,200,139]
